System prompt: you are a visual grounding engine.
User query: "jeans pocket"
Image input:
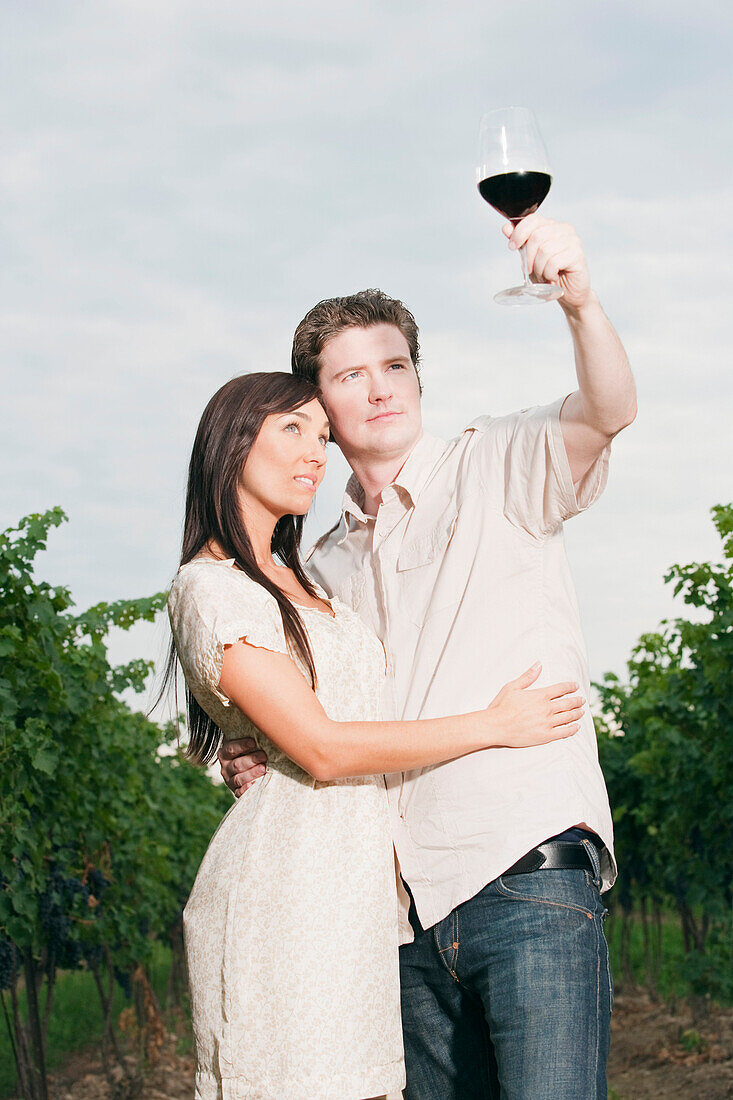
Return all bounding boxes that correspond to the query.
[496,869,596,919]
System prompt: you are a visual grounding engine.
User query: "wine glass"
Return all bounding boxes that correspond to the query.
[476,106,563,306]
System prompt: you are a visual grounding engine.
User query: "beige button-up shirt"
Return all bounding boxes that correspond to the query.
[307,398,617,942]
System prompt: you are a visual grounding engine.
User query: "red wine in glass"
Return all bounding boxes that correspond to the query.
[476,109,562,305]
[478,170,552,223]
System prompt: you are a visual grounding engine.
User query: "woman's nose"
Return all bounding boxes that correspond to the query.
[304,438,325,465]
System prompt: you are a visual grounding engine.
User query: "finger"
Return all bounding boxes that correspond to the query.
[552,706,585,727]
[557,721,580,739]
[219,738,256,760]
[507,212,551,250]
[551,693,585,714]
[546,681,580,700]
[538,246,578,285]
[243,750,267,765]
[522,222,559,249]
[524,220,578,250]
[231,751,267,774]
[512,662,542,689]
[523,225,566,275]
[234,764,266,788]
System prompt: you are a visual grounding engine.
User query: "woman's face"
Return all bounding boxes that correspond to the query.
[239,398,329,520]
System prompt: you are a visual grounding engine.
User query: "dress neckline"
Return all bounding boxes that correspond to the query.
[184,555,336,619]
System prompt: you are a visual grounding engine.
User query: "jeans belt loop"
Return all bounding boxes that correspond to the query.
[581,837,602,881]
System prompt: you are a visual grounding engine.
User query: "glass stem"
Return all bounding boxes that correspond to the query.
[519,243,531,287]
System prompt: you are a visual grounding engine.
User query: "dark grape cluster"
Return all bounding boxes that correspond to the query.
[38,870,89,970]
[0,937,15,991]
[87,868,109,900]
[113,966,132,999]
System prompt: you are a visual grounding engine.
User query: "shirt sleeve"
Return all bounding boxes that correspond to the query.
[168,564,290,708]
[472,397,611,539]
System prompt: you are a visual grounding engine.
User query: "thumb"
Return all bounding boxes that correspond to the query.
[512,662,542,690]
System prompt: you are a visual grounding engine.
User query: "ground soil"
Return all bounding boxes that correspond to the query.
[21,990,733,1099]
[607,990,733,1099]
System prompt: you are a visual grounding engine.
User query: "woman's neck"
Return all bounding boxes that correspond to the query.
[204,500,281,575]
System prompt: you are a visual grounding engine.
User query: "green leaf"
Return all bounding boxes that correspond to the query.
[31,745,59,774]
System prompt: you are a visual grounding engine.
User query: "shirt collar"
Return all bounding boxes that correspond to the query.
[392,431,446,505]
[340,432,446,525]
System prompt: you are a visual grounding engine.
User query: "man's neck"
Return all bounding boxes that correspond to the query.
[345,436,422,517]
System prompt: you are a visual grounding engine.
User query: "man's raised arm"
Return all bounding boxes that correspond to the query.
[505,214,637,484]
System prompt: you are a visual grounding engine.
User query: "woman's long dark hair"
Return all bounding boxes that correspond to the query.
[154,371,324,765]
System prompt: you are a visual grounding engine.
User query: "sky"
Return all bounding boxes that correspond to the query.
[2,0,731,713]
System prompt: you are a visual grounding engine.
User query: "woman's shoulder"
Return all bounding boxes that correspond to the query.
[168,558,275,620]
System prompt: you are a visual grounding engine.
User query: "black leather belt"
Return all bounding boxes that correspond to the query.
[502,840,597,877]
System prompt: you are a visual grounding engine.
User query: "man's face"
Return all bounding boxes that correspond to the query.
[317,324,423,464]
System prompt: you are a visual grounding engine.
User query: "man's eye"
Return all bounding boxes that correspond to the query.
[344,371,361,381]
[389,363,406,370]
[319,436,329,447]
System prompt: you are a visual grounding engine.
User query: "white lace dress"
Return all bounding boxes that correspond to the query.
[168,558,405,1100]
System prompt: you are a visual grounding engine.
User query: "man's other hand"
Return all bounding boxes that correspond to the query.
[503,215,591,312]
[218,738,268,797]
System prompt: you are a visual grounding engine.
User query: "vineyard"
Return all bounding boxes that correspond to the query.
[596,502,733,1009]
[1,504,732,1099]
[0,510,229,1099]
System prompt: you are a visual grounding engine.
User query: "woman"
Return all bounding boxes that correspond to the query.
[166,372,584,1100]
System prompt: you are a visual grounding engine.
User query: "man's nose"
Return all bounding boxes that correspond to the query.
[369,373,392,402]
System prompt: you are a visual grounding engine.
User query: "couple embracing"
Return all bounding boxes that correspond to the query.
[166,215,637,1100]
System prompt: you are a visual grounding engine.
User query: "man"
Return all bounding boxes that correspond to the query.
[219,214,636,1098]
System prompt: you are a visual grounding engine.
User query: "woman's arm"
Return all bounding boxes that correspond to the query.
[217,641,583,781]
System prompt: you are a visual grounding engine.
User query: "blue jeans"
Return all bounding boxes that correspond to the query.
[399,840,612,1100]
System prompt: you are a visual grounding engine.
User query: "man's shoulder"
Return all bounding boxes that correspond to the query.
[450,412,512,458]
[305,519,342,565]
[463,407,535,435]
[463,398,565,443]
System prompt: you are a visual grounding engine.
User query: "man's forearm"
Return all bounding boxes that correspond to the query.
[561,292,637,438]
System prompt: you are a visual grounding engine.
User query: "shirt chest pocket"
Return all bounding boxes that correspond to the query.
[397,503,460,627]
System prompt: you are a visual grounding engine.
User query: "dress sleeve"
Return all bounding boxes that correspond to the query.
[471,398,610,539]
[168,564,290,708]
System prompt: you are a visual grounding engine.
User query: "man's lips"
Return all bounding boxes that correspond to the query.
[366,411,403,423]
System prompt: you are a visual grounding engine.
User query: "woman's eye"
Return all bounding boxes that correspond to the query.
[319,436,329,447]
[344,371,360,381]
[284,422,299,433]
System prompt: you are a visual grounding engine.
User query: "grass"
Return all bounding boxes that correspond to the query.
[0,945,173,1099]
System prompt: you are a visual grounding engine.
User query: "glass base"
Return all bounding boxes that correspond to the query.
[494,282,564,306]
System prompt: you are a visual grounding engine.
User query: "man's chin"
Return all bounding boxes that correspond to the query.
[362,421,420,455]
